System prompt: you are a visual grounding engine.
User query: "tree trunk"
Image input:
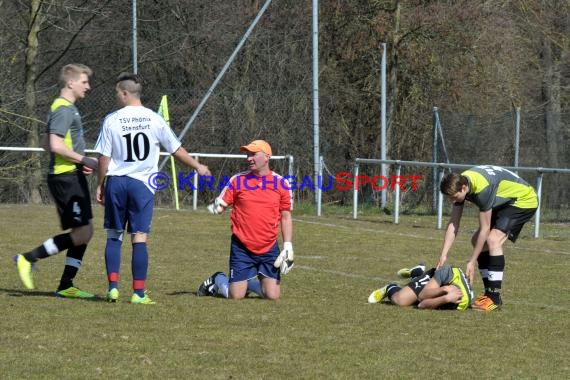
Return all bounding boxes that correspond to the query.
[541,38,561,168]
[541,36,562,205]
[25,0,43,204]
[387,0,400,157]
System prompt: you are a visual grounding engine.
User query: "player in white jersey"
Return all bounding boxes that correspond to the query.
[94,72,211,304]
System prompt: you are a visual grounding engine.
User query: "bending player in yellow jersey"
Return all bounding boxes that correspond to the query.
[439,165,538,311]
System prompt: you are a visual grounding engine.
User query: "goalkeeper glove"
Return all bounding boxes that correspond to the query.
[274,242,294,275]
[207,198,226,214]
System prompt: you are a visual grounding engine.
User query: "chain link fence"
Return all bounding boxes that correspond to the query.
[350,108,570,223]
[1,81,569,222]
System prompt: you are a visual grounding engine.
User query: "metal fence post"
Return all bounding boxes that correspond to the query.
[534,172,543,238]
[432,107,438,213]
[353,161,360,219]
[394,164,401,224]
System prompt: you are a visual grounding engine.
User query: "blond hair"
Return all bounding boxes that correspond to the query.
[58,64,93,89]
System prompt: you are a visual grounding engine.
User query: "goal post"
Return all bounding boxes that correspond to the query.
[0,146,293,211]
[164,152,294,211]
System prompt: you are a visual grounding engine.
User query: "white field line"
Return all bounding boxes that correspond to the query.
[296,265,389,282]
[293,218,570,256]
[294,218,570,312]
[296,264,570,312]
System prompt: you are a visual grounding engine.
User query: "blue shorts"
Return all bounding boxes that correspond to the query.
[228,235,281,283]
[104,176,154,234]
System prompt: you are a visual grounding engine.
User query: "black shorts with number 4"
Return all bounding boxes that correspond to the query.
[47,171,93,230]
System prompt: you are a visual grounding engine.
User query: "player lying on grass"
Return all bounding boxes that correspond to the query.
[197,271,263,298]
[368,264,474,310]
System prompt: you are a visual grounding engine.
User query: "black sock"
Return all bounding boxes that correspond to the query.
[58,244,87,290]
[477,251,490,289]
[487,255,505,305]
[386,284,401,299]
[24,233,73,262]
[410,266,425,278]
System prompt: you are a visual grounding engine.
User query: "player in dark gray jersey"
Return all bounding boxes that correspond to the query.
[439,165,538,311]
[14,64,98,299]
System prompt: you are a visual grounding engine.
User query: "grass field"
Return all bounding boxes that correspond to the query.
[1,203,569,379]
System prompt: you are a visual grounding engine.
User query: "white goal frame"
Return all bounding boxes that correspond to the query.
[0,147,294,211]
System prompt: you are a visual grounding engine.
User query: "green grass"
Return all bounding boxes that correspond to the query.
[1,204,569,379]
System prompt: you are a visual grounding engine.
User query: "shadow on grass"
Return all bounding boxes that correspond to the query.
[376,299,467,311]
[167,290,197,296]
[0,288,107,302]
[166,290,264,299]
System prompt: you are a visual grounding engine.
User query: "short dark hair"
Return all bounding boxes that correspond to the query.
[116,72,141,84]
[440,172,468,196]
[116,72,142,96]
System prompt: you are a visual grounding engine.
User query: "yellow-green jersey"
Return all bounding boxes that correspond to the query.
[433,265,473,311]
[47,97,86,175]
[462,165,538,211]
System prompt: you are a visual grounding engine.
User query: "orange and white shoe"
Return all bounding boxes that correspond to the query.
[472,294,500,311]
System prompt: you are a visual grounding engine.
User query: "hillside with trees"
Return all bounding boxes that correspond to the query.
[0,0,568,208]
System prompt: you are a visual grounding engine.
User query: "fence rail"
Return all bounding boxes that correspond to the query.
[0,147,293,210]
[353,158,570,238]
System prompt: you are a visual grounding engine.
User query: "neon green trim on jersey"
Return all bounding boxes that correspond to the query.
[463,170,489,194]
[51,98,76,174]
[464,168,538,209]
[496,180,538,209]
[50,97,71,112]
[451,268,473,311]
